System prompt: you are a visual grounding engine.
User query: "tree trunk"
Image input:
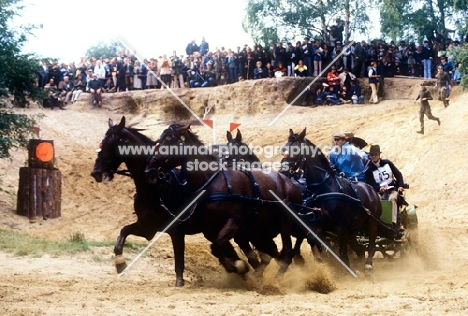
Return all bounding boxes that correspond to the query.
[437,0,446,35]
[319,0,326,40]
[17,167,61,220]
[345,0,350,42]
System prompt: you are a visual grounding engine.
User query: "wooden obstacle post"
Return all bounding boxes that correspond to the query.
[16,139,61,220]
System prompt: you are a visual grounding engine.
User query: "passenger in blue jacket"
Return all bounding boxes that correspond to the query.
[328,132,368,181]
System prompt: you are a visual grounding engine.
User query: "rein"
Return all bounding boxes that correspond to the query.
[113,169,133,178]
[159,198,197,222]
[108,127,153,179]
[306,165,332,189]
[151,129,272,206]
[286,144,377,224]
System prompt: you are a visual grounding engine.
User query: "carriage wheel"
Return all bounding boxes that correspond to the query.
[377,242,401,259]
[321,233,340,258]
[402,227,418,256]
[323,238,339,258]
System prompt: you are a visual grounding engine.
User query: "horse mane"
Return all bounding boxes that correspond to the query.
[124,127,154,145]
[303,137,333,171]
[167,124,204,147]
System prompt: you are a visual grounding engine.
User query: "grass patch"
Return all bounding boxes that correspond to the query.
[0,229,147,257]
[92,255,102,262]
[68,231,86,243]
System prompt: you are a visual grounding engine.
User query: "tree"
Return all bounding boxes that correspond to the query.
[453,44,468,89]
[0,111,39,158]
[85,40,120,59]
[380,0,468,43]
[242,0,372,46]
[0,0,43,158]
[454,0,468,38]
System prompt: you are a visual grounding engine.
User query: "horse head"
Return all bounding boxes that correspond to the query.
[281,128,332,177]
[281,127,308,173]
[91,116,152,183]
[145,123,202,183]
[224,129,260,165]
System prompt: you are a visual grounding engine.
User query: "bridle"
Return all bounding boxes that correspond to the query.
[100,127,149,179]
[147,127,188,180]
[283,136,333,192]
[147,127,225,194]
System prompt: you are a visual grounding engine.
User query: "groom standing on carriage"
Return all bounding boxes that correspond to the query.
[365,145,406,228]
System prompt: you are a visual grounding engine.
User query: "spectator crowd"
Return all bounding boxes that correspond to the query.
[37,22,465,108]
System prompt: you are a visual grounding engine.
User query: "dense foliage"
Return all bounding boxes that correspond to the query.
[0,0,42,158]
[0,112,38,158]
[380,0,468,43]
[454,44,468,89]
[243,0,467,45]
[242,0,371,46]
[85,40,120,60]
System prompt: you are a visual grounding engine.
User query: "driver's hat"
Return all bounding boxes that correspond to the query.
[369,145,381,156]
[333,132,346,139]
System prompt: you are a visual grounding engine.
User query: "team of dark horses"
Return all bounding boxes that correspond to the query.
[91,117,397,287]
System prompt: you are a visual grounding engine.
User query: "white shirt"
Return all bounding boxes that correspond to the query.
[94,65,106,80]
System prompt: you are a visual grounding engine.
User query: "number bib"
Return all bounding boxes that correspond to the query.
[372,163,393,187]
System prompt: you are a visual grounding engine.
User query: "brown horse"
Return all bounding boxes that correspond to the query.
[91,117,259,286]
[91,117,302,286]
[225,129,312,265]
[91,117,195,286]
[282,128,389,273]
[145,124,303,277]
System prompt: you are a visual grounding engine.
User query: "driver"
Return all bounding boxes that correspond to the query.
[328,132,368,181]
[365,145,405,228]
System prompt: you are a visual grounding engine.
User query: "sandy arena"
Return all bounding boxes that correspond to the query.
[1,80,468,315]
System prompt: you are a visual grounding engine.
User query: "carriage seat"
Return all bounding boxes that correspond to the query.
[380,200,393,225]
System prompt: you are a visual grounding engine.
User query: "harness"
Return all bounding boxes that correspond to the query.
[290,158,400,234]
[284,141,371,224]
[149,129,277,215]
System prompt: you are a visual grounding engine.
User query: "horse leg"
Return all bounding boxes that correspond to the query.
[337,227,351,268]
[222,242,250,274]
[365,219,379,273]
[211,241,249,274]
[234,235,261,269]
[292,236,306,266]
[211,218,248,275]
[114,231,128,274]
[348,234,365,259]
[114,222,157,274]
[169,231,186,287]
[276,218,294,276]
[251,251,272,279]
[305,229,324,263]
[311,244,323,262]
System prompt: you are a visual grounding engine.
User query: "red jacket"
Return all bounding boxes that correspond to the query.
[327,70,341,86]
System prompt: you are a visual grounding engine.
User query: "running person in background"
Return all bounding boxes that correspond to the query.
[434,65,452,107]
[365,145,405,227]
[414,83,440,135]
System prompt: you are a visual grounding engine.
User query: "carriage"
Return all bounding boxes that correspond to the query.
[281,128,420,263]
[204,128,421,267]
[320,198,419,260]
